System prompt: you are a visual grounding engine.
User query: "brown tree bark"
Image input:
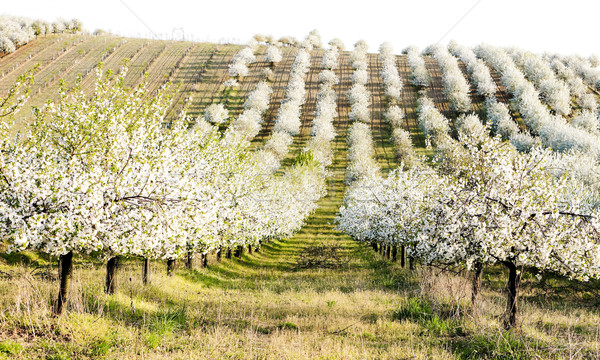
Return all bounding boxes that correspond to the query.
[471,261,483,306]
[54,251,73,316]
[226,248,232,259]
[167,259,175,276]
[201,253,208,268]
[248,244,253,254]
[234,245,243,259]
[503,261,521,330]
[371,242,378,252]
[216,247,222,262]
[143,257,150,285]
[400,246,406,268]
[186,251,193,270]
[105,256,119,294]
[392,245,398,262]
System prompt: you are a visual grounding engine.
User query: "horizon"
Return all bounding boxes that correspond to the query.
[3,0,600,56]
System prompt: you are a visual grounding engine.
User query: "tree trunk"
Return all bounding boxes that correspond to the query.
[400,246,406,268]
[226,248,232,259]
[186,251,193,270]
[216,247,222,262]
[105,256,119,294]
[143,257,150,285]
[234,245,243,259]
[386,245,391,259]
[471,261,483,307]
[201,253,208,268]
[409,257,414,270]
[167,259,175,276]
[392,245,397,262]
[54,251,73,316]
[504,261,521,330]
[371,242,378,252]
[248,244,253,254]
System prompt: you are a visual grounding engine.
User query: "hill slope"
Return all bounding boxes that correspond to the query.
[2,34,600,359]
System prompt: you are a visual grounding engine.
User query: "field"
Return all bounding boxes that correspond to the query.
[1,33,600,359]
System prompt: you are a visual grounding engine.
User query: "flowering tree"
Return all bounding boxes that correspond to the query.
[0,69,34,118]
[256,46,311,173]
[266,45,282,65]
[508,48,571,116]
[449,41,497,99]
[339,118,600,329]
[379,42,402,101]
[426,44,471,113]
[328,38,345,51]
[203,103,229,124]
[228,46,256,78]
[476,44,600,158]
[0,15,82,54]
[435,128,600,329]
[307,47,339,167]
[405,46,430,87]
[305,29,322,49]
[416,96,451,146]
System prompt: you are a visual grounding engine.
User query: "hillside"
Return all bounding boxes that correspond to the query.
[2,33,600,360]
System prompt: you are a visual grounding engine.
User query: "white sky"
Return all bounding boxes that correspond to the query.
[4,0,600,56]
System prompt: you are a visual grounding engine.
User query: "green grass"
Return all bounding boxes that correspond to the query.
[2,36,600,359]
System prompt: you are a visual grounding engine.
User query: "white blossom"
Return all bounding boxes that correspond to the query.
[203,103,229,124]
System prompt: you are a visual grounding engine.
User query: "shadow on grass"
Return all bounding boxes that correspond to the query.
[448,331,547,360]
[393,296,552,360]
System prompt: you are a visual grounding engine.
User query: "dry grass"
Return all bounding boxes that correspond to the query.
[2,238,600,359]
[2,34,600,360]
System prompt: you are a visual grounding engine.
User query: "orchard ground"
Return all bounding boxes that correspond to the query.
[2,195,600,359]
[2,33,600,359]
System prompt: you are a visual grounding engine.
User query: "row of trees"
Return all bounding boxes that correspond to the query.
[339,42,600,331]
[306,42,342,167]
[253,29,324,49]
[562,54,600,91]
[548,56,597,113]
[347,40,370,125]
[0,46,327,314]
[404,46,430,87]
[340,84,600,330]
[255,41,312,174]
[448,42,531,149]
[426,44,471,113]
[448,41,497,98]
[378,43,416,168]
[379,42,402,101]
[476,44,600,157]
[507,48,572,116]
[0,15,82,54]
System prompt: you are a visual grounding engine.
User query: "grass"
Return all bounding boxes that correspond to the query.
[2,152,600,359]
[2,35,600,359]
